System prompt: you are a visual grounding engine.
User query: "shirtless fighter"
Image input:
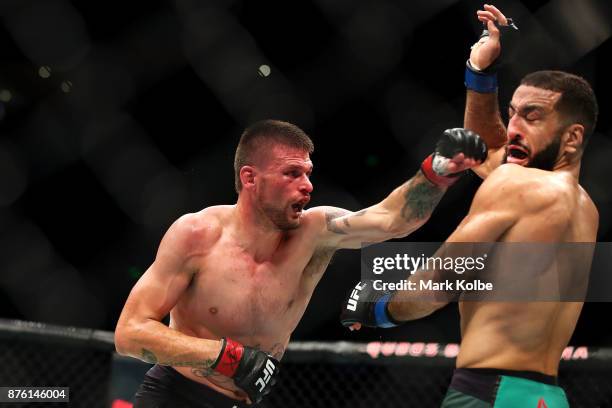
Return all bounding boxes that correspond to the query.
[341,5,599,407]
[115,120,487,407]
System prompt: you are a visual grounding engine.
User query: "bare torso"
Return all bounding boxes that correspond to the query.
[456,165,598,375]
[170,206,335,399]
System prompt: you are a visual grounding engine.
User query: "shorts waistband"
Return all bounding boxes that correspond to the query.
[449,368,558,404]
[457,367,557,386]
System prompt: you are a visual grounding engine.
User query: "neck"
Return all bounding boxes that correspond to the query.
[233,194,285,261]
[552,154,581,181]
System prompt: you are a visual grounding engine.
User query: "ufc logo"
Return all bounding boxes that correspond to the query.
[255,359,276,392]
[346,282,366,311]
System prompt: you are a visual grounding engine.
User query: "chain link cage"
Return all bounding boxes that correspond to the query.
[258,342,612,408]
[0,319,113,408]
[2,320,612,407]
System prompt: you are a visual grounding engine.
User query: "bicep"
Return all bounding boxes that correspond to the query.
[118,217,202,324]
[121,258,194,323]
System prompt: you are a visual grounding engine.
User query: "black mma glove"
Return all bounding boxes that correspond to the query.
[340,280,401,329]
[212,338,280,404]
[420,128,487,187]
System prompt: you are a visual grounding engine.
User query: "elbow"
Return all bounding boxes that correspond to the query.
[114,325,130,356]
[383,221,404,240]
[114,319,140,356]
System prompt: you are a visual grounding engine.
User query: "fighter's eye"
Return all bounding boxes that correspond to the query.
[518,107,543,122]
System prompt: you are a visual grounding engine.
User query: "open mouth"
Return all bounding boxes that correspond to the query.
[291,201,307,216]
[507,144,530,164]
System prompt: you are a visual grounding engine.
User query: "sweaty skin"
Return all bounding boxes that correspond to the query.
[388,3,599,377]
[115,142,477,401]
[451,164,597,375]
[456,66,599,375]
[388,80,598,376]
[342,3,598,385]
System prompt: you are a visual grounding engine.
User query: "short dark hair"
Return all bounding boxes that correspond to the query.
[234,120,314,193]
[520,70,598,143]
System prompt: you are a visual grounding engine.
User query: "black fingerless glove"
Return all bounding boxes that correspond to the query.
[212,338,280,404]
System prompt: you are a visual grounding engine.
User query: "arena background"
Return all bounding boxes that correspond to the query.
[1,0,612,405]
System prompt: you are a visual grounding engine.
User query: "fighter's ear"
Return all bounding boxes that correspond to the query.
[563,124,584,154]
[240,165,257,190]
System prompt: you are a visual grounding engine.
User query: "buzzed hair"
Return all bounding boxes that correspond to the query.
[520,70,599,142]
[234,120,314,193]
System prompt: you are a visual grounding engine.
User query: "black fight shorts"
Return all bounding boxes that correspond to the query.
[133,365,249,408]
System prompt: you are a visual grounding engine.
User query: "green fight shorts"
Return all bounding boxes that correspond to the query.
[441,368,569,408]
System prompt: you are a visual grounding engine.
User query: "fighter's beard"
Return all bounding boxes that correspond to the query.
[527,133,562,171]
[504,132,562,171]
[260,203,299,231]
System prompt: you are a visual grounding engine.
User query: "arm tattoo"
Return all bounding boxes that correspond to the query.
[325,209,367,235]
[191,360,224,380]
[400,174,445,220]
[325,209,349,234]
[192,367,215,378]
[141,348,217,375]
[192,363,232,382]
[141,349,158,364]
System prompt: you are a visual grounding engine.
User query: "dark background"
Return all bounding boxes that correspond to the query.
[1,0,611,346]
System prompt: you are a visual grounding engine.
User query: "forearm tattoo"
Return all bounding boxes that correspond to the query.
[400,172,445,220]
[141,349,158,364]
[141,348,217,375]
[140,343,286,380]
[325,209,367,235]
[192,366,217,378]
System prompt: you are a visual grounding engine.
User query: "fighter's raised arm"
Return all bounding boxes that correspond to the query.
[311,128,487,250]
[465,4,517,178]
